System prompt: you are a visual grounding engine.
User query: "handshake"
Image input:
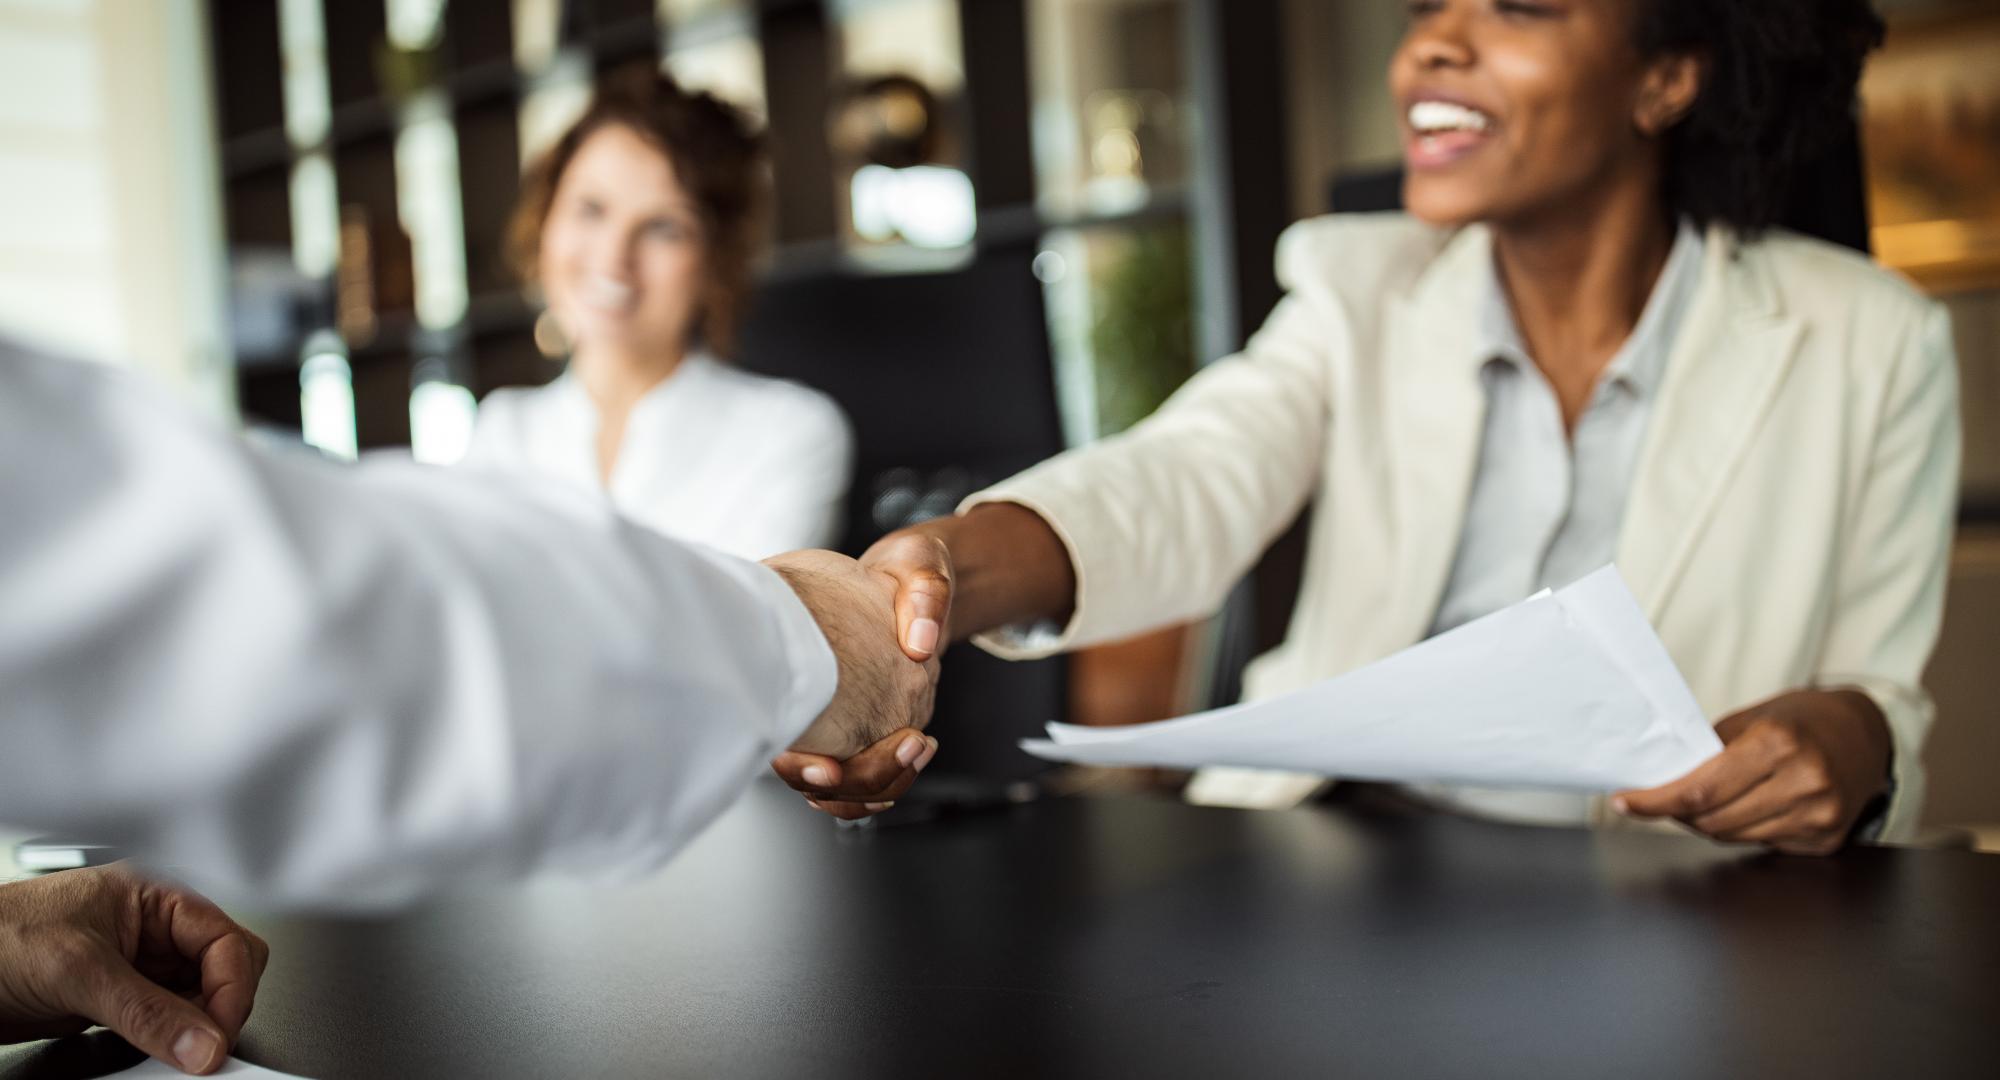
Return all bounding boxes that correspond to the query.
[763,534,957,819]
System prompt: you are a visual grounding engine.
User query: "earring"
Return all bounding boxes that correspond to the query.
[533,309,570,360]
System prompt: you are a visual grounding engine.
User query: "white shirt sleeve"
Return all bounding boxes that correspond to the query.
[0,345,837,909]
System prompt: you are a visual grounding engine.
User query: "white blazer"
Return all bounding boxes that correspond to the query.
[972,214,1960,843]
[0,343,837,908]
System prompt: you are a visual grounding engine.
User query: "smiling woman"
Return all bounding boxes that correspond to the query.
[460,74,855,561]
[780,0,1965,857]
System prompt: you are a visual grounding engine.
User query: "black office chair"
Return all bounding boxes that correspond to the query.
[736,241,1067,782]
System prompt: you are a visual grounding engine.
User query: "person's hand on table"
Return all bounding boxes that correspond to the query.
[765,549,943,817]
[0,862,269,1075]
[1614,689,1893,855]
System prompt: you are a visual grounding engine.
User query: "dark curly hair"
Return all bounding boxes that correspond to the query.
[1633,0,1885,234]
[508,73,767,356]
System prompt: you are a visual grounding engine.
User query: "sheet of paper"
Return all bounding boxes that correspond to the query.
[1022,565,1721,792]
[116,1057,313,1079]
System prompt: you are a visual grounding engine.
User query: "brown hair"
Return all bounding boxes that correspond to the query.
[508,73,767,356]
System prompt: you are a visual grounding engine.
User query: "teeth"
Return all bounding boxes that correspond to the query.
[1409,100,1493,134]
[580,276,635,309]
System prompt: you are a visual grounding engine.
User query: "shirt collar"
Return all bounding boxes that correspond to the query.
[555,350,720,420]
[1475,219,1704,399]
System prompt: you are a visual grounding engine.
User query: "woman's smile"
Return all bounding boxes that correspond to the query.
[1403,94,1501,170]
[574,274,639,318]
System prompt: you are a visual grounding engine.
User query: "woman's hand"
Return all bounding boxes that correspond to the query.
[860,531,956,662]
[772,727,940,820]
[1614,689,1894,855]
[0,862,269,1074]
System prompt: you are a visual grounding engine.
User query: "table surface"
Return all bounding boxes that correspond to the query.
[5,779,1998,1079]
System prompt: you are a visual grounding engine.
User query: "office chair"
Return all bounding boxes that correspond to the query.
[736,241,1067,782]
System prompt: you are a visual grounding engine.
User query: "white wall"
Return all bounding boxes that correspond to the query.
[0,0,232,417]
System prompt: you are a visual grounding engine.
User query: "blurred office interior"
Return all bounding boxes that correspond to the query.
[1,0,1996,843]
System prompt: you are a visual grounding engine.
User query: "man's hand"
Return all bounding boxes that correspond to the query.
[765,549,941,760]
[0,862,269,1074]
[1614,689,1894,856]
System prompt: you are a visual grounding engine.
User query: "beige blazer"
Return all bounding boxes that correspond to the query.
[971,213,1960,843]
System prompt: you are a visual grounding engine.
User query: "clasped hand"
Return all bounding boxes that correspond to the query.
[765,541,952,817]
[764,540,952,820]
[770,538,1894,855]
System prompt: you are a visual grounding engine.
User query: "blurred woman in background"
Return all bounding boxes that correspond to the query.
[464,75,853,560]
[784,0,1961,854]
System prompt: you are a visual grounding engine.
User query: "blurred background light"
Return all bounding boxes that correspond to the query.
[299,333,357,461]
[408,359,478,466]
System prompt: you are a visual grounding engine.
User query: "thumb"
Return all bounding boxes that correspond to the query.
[80,958,229,1074]
[877,535,952,661]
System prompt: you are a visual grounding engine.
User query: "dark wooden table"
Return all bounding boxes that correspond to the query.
[5,779,1998,1078]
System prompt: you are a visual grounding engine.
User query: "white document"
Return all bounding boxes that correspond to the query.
[1022,565,1722,792]
[115,1058,313,1079]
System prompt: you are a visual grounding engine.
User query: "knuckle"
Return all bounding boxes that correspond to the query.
[1757,723,1800,758]
[115,987,180,1040]
[920,534,952,571]
[1680,782,1713,814]
[1803,801,1843,831]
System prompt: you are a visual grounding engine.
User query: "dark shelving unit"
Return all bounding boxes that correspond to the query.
[202,0,1287,447]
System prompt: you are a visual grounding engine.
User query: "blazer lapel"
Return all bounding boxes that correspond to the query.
[1617,228,1806,619]
[1383,227,1492,648]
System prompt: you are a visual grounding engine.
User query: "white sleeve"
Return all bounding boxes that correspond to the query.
[0,345,837,909]
[1813,302,1960,842]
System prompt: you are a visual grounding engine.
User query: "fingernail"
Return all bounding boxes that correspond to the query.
[907,618,941,656]
[896,736,924,767]
[802,765,833,787]
[915,736,939,771]
[1611,797,1630,815]
[174,1029,220,1073]
[865,802,895,812]
[805,798,824,811]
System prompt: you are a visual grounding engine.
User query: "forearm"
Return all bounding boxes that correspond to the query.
[0,348,838,906]
[905,503,1076,641]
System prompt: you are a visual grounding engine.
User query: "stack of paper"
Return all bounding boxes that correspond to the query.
[1022,565,1721,792]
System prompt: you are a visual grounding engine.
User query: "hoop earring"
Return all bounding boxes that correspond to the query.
[533,309,570,360]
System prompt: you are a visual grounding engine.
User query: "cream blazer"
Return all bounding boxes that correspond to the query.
[971,213,1960,843]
